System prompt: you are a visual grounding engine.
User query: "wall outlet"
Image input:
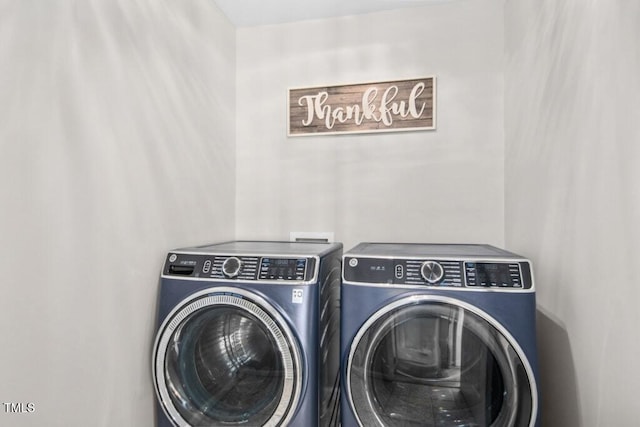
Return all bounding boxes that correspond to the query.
[289,231,335,243]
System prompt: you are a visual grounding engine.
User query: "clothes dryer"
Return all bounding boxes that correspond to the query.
[340,243,540,427]
[153,241,342,427]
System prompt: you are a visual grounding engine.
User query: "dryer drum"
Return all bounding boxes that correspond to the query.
[347,297,534,427]
[154,292,301,427]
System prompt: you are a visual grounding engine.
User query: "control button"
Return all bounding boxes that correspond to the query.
[349,258,358,267]
[203,260,212,274]
[395,264,404,279]
[421,261,444,284]
[222,257,242,278]
[169,254,177,263]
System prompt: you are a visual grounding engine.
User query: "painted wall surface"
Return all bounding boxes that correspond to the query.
[235,0,505,250]
[0,1,235,425]
[505,0,640,425]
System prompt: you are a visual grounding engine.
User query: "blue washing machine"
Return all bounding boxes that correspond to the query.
[152,241,342,427]
[340,243,540,427]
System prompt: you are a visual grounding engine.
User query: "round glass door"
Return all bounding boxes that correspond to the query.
[347,296,536,427]
[154,289,301,427]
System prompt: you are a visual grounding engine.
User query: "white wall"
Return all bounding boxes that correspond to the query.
[0,1,235,425]
[505,0,640,425]
[6,0,636,425]
[236,0,505,250]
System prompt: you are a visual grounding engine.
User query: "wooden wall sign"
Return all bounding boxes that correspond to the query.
[288,77,435,136]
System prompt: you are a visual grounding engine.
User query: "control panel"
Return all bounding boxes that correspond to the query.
[464,262,523,288]
[259,258,308,281]
[163,253,314,282]
[343,257,532,290]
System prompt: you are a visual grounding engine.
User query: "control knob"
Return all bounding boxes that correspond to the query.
[222,257,242,278]
[421,261,444,284]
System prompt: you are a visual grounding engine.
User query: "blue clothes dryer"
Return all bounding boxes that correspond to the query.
[340,243,540,427]
[153,241,342,427]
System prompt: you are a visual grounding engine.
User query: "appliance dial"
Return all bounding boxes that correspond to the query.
[421,261,444,284]
[222,257,242,278]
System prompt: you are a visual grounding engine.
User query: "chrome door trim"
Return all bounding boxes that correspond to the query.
[346,294,538,427]
[153,287,302,427]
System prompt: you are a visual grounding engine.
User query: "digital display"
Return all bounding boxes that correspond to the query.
[475,263,512,286]
[260,258,307,280]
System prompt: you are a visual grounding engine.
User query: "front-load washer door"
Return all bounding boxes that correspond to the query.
[154,288,302,427]
[347,295,537,427]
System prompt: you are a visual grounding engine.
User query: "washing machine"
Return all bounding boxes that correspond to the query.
[152,240,342,427]
[340,243,540,427]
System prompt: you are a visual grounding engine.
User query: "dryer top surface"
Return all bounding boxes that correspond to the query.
[345,243,523,260]
[174,240,342,257]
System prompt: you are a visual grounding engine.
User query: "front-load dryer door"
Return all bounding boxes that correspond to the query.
[154,288,302,427]
[346,295,537,427]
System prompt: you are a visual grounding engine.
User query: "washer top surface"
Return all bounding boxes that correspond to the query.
[346,242,522,259]
[174,240,341,257]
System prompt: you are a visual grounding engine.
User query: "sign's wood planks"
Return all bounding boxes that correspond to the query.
[288,77,436,136]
